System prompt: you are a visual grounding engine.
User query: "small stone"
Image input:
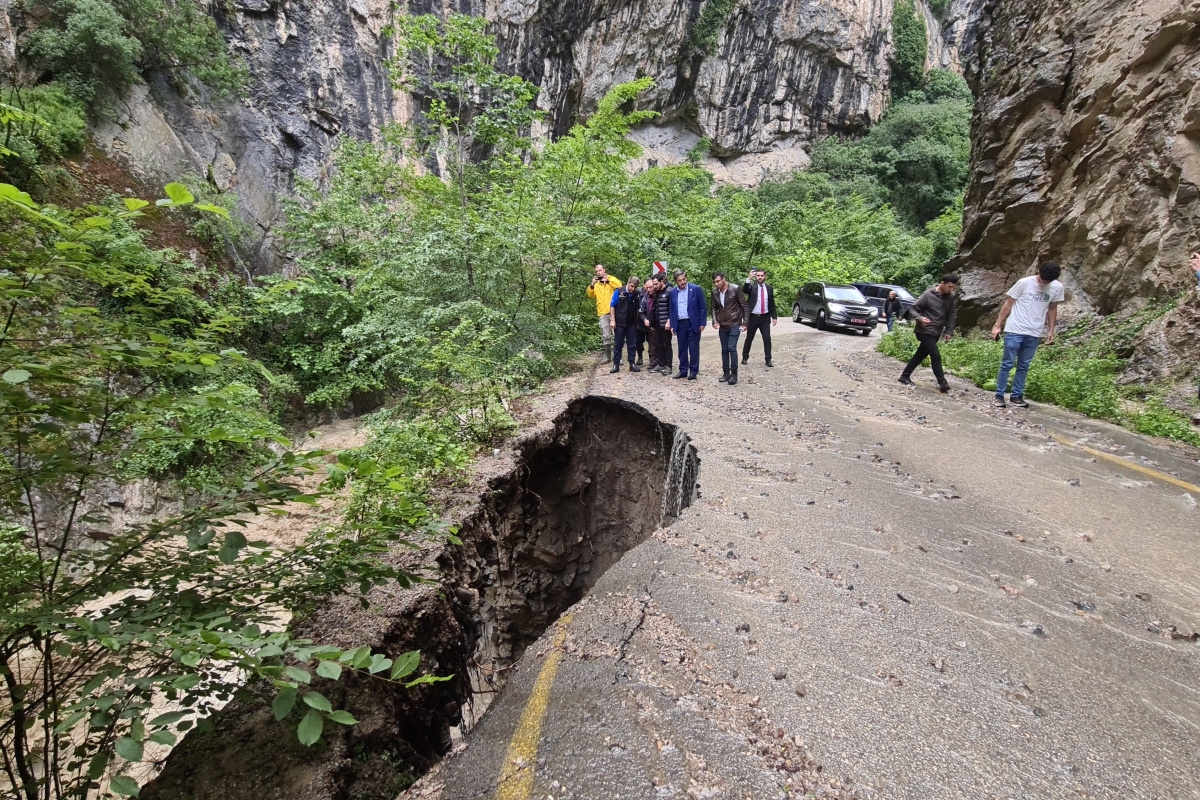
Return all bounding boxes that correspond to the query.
[772,668,787,680]
[947,585,959,594]
[794,684,807,698]
[735,622,751,633]
[1067,478,1080,487]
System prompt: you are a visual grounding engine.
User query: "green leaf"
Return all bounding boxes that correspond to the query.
[297,709,324,746]
[115,736,144,762]
[368,654,393,674]
[181,651,202,667]
[284,665,312,684]
[147,730,177,746]
[225,530,248,550]
[272,686,297,720]
[326,710,357,725]
[149,711,186,727]
[194,202,231,218]
[0,183,37,208]
[302,692,332,712]
[315,660,342,680]
[164,183,195,205]
[109,775,141,797]
[199,630,222,646]
[390,650,420,680]
[123,198,150,211]
[406,674,454,688]
[2,369,31,384]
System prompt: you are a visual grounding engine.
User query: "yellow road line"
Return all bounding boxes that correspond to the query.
[1049,433,1200,494]
[494,614,574,800]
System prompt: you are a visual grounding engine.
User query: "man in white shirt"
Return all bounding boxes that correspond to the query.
[990,261,1065,409]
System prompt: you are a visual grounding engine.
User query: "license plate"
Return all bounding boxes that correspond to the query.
[852,318,866,325]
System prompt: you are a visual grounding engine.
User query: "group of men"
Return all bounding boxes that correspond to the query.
[896,262,1065,409]
[587,264,778,384]
[590,258,1072,409]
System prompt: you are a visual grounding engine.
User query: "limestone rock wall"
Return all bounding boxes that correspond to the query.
[1,0,984,265]
[952,0,1200,383]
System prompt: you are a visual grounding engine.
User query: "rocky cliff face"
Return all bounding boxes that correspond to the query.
[3,0,982,267]
[953,0,1200,386]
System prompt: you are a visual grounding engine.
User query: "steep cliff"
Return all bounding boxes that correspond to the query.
[953,0,1200,386]
[3,0,983,266]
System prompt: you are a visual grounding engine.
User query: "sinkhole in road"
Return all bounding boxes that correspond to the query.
[146,395,699,800]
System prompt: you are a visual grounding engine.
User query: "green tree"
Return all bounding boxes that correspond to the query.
[0,183,444,800]
[890,0,928,98]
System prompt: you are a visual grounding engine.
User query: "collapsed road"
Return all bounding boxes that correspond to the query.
[412,323,1200,800]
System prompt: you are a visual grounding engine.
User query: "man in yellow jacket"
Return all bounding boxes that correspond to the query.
[587,263,623,361]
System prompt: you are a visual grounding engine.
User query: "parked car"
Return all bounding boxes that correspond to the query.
[852,283,916,316]
[792,282,879,335]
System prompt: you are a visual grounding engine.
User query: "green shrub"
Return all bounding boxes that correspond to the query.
[890,0,927,98]
[0,84,87,191]
[23,0,245,109]
[1128,399,1200,446]
[683,0,738,58]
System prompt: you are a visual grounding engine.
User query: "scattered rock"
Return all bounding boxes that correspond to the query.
[947,585,959,594]
[735,622,751,633]
[1002,585,1021,597]
[772,668,787,681]
[895,593,911,604]
[1067,478,1081,486]
[794,684,807,698]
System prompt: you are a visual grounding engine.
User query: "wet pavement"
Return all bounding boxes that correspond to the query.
[413,322,1200,800]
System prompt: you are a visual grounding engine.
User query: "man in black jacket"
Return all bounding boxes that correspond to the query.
[898,274,959,393]
[609,277,643,373]
[883,290,904,331]
[741,268,777,367]
[711,272,748,385]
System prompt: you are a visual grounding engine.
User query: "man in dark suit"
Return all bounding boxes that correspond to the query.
[666,270,708,380]
[741,267,777,367]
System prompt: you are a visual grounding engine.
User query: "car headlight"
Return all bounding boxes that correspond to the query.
[869,308,879,317]
[827,303,846,314]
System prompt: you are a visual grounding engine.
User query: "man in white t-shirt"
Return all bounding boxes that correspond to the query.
[990,261,1065,409]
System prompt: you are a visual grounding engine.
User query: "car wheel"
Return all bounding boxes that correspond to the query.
[861,328,871,336]
[792,304,802,323]
[816,309,828,330]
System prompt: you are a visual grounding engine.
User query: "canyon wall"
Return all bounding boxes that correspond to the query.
[953,0,1200,386]
[2,0,979,268]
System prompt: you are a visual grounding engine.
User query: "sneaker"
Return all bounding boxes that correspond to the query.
[992,396,1007,409]
[1009,395,1030,409]
[897,376,915,386]
[741,357,748,365]
[673,372,687,379]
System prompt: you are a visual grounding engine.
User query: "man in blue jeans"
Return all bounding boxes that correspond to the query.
[991,261,1065,409]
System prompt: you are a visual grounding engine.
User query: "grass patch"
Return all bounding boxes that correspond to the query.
[876,306,1199,446]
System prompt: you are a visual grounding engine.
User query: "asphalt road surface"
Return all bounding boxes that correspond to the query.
[414,321,1200,800]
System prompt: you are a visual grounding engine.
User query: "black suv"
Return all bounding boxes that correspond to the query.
[852,283,916,315]
[792,282,878,335]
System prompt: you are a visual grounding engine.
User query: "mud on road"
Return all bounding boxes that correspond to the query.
[421,322,1200,800]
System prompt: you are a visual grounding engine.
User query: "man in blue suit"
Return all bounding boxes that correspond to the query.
[666,269,708,380]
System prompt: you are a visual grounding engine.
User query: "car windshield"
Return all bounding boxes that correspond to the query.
[826,287,867,303]
[891,287,915,301]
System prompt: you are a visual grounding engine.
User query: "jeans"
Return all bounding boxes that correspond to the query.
[742,314,772,362]
[675,325,701,376]
[718,327,742,375]
[995,333,1040,398]
[612,326,637,365]
[886,314,896,332]
[649,327,672,369]
[598,313,613,347]
[903,332,946,385]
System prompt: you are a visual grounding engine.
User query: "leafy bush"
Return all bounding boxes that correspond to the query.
[0,84,87,191]
[890,0,927,98]
[23,0,245,109]
[1128,399,1200,446]
[766,244,880,303]
[0,181,448,800]
[683,0,738,57]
